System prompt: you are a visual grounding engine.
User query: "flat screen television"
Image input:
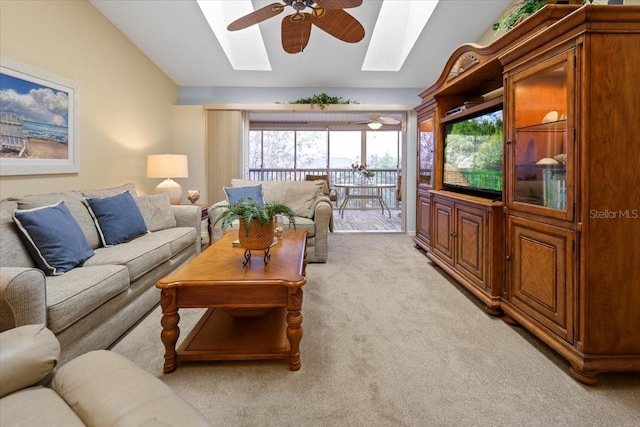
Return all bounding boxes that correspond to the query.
[442,105,503,198]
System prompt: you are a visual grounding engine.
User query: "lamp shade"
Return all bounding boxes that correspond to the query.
[146,154,189,179]
[367,122,383,130]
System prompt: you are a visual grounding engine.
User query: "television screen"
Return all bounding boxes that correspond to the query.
[443,108,503,197]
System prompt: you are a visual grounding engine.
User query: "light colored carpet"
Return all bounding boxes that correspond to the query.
[112,233,640,426]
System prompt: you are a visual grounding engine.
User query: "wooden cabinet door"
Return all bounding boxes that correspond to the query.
[455,204,487,290]
[416,190,431,247]
[432,197,454,265]
[507,216,574,343]
[505,50,575,222]
[418,116,435,189]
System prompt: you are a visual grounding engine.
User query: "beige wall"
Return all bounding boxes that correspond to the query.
[0,0,178,199]
[172,106,207,203]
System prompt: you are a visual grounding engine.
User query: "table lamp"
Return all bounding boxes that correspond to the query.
[147,154,189,204]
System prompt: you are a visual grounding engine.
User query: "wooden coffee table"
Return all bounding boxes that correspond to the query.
[156,230,307,373]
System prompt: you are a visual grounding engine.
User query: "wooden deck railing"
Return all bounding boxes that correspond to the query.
[248,168,401,208]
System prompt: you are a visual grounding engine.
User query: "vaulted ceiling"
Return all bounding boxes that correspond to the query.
[90,0,511,90]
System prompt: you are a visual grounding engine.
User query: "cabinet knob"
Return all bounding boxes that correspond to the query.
[506,138,512,145]
[506,255,512,261]
[450,232,457,237]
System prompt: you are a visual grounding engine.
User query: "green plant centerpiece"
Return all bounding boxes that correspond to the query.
[212,198,296,251]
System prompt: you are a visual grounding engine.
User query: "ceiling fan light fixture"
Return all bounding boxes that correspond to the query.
[368,122,383,130]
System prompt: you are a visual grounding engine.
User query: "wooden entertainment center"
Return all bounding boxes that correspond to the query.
[415,5,640,384]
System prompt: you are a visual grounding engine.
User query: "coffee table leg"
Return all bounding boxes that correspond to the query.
[160,289,180,373]
[286,287,304,371]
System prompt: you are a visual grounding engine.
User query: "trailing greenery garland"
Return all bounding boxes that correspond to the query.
[493,0,592,33]
[286,92,358,109]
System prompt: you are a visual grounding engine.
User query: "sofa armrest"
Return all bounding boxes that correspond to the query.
[208,201,230,243]
[310,196,333,232]
[51,350,212,426]
[0,267,47,333]
[171,204,200,229]
[0,324,60,398]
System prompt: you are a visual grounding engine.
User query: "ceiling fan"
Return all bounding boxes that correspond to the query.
[351,114,402,129]
[227,0,365,54]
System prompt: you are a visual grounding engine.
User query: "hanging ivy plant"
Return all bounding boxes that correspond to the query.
[287,93,358,109]
[492,1,592,33]
[492,0,547,32]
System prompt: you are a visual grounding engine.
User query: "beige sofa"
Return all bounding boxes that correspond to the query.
[0,324,211,427]
[208,179,333,263]
[0,184,201,364]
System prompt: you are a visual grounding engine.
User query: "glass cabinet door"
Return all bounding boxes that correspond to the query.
[418,116,435,188]
[509,51,574,219]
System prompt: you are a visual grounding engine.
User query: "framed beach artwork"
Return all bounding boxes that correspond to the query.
[0,57,80,175]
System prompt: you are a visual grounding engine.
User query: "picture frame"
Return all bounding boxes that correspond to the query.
[0,57,80,176]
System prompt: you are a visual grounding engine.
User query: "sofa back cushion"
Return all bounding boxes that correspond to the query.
[134,193,177,232]
[0,183,136,256]
[0,199,35,268]
[305,174,330,195]
[231,179,323,218]
[80,183,137,199]
[12,191,103,250]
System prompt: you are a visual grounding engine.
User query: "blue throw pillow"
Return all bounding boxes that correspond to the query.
[85,191,148,246]
[224,184,264,206]
[13,201,94,276]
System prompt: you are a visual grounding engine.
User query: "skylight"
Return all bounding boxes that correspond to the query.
[362,0,439,71]
[197,0,436,72]
[196,0,271,71]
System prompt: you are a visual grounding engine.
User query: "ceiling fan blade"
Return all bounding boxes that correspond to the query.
[315,0,363,10]
[282,13,313,54]
[310,9,364,43]
[227,2,284,31]
[378,116,401,125]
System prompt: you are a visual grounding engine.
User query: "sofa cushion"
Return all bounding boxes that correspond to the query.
[134,194,177,232]
[83,235,172,282]
[13,202,95,276]
[0,386,86,427]
[231,179,323,218]
[45,265,130,334]
[279,215,315,238]
[0,199,35,268]
[85,191,148,246]
[149,227,200,257]
[224,184,264,206]
[12,191,103,250]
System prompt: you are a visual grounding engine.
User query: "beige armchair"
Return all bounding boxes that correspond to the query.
[0,325,211,427]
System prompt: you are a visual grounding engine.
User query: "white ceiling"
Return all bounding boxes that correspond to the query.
[90,0,511,90]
